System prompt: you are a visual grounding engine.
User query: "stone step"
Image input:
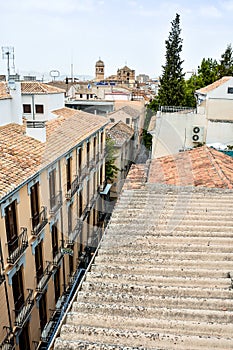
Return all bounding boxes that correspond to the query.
[97,249,233,261]
[81,281,233,300]
[94,255,233,270]
[105,229,233,238]
[109,218,233,227]
[101,236,233,247]
[91,264,231,279]
[72,301,233,324]
[77,290,233,311]
[100,242,233,254]
[65,311,233,338]
[86,272,230,289]
[57,324,233,349]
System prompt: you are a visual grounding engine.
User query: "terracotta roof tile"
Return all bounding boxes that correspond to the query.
[21,81,65,94]
[0,123,44,198]
[0,82,12,100]
[196,76,232,94]
[148,146,233,189]
[106,121,134,146]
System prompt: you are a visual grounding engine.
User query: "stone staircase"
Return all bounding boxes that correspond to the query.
[54,185,233,350]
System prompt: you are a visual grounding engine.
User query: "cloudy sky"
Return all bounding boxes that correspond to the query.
[0,0,232,79]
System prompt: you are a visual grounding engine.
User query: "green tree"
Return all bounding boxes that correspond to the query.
[197,58,219,86]
[105,137,119,181]
[218,44,233,77]
[158,13,185,107]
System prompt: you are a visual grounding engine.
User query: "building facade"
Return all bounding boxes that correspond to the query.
[0,108,108,350]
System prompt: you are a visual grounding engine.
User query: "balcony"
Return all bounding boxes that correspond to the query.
[80,165,89,180]
[65,176,79,200]
[36,262,53,293]
[52,248,64,268]
[0,327,15,350]
[31,207,48,237]
[14,289,34,328]
[66,220,83,245]
[49,191,62,215]
[7,228,28,265]
[88,159,96,171]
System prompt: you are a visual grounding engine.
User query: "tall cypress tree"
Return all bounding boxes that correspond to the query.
[218,44,233,77]
[158,13,185,107]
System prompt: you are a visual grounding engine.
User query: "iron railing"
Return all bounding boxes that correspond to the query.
[7,228,28,265]
[14,289,34,328]
[80,165,89,180]
[36,262,53,293]
[65,176,79,200]
[67,220,83,245]
[32,207,48,236]
[160,105,196,114]
[52,248,64,268]
[50,191,62,215]
[0,327,15,350]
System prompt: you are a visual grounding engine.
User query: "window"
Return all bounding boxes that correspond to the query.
[93,137,96,161]
[78,149,82,176]
[126,118,130,125]
[35,241,43,283]
[18,322,30,350]
[12,267,24,316]
[23,104,31,113]
[227,87,233,94]
[87,142,90,168]
[30,182,40,229]
[68,204,72,235]
[49,169,56,209]
[54,267,60,303]
[5,201,18,256]
[100,133,103,153]
[110,118,115,122]
[80,94,83,98]
[39,293,47,332]
[78,191,83,218]
[35,104,44,114]
[66,157,72,192]
[51,223,59,259]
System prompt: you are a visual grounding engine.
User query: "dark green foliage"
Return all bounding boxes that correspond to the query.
[197,58,219,86]
[105,137,119,181]
[158,13,186,107]
[218,44,233,77]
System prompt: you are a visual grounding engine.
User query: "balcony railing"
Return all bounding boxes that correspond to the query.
[50,191,62,215]
[66,220,83,245]
[7,228,28,265]
[65,176,79,200]
[88,159,96,171]
[80,165,89,180]
[52,248,64,267]
[14,289,34,328]
[36,262,53,293]
[0,327,15,350]
[31,207,48,236]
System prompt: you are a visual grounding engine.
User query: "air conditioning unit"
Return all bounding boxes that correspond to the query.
[191,126,204,143]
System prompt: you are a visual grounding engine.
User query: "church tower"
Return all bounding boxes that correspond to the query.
[95,59,105,81]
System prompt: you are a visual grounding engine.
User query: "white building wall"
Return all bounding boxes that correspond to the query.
[206,121,233,146]
[0,82,22,126]
[0,99,14,125]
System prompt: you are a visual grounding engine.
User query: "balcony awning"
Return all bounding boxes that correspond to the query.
[100,184,112,195]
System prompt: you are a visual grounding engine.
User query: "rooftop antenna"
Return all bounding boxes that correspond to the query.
[2,46,14,81]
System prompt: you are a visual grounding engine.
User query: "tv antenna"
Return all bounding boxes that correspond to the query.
[50,70,60,81]
[2,46,15,80]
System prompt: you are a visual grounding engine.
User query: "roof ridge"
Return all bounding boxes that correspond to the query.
[206,147,233,189]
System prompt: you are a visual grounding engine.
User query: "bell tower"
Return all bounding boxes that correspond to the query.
[95,58,104,81]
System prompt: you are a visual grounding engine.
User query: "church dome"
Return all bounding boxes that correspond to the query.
[96,59,104,67]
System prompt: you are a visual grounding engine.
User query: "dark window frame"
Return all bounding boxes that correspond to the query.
[23,104,31,113]
[35,104,44,114]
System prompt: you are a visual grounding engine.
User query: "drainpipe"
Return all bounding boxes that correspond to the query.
[32,94,35,120]
[0,239,12,330]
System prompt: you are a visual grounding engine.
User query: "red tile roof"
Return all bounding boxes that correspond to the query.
[21,81,65,94]
[196,76,232,95]
[148,146,233,189]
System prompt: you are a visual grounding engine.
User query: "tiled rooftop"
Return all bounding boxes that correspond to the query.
[21,81,65,94]
[148,146,233,189]
[0,108,107,199]
[106,120,134,147]
[196,76,232,95]
[53,145,233,349]
[0,82,12,100]
[0,123,44,198]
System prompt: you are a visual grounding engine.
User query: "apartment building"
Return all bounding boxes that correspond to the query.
[0,107,108,349]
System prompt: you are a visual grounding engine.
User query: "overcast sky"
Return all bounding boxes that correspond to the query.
[0,0,232,79]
